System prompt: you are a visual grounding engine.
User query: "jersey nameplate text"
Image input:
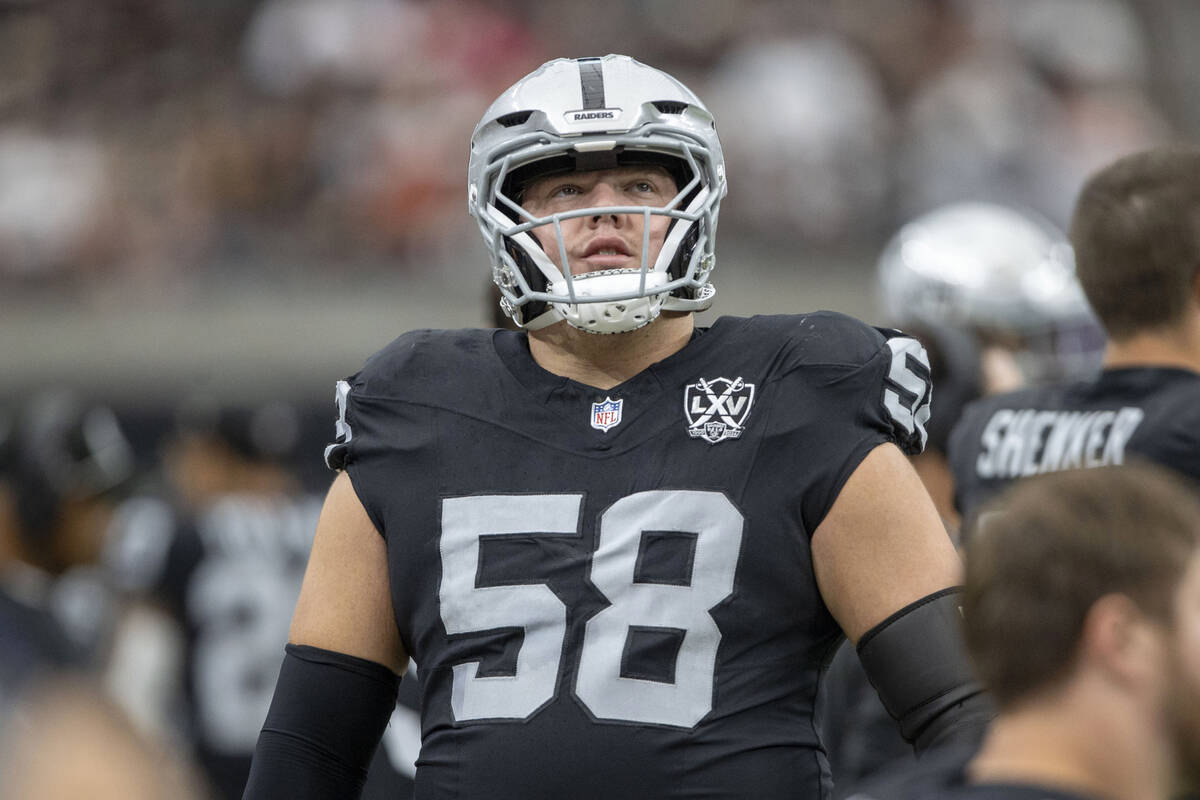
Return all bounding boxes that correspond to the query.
[975,406,1146,479]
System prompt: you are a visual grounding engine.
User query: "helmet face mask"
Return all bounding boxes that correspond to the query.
[468,55,726,334]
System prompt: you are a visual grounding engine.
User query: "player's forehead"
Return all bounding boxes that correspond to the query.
[525,164,675,188]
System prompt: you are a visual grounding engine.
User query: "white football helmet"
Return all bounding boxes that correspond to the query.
[878,202,1105,384]
[468,55,727,334]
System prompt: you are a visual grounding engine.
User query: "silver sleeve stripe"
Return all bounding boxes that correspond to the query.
[578,58,606,110]
[323,379,353,469]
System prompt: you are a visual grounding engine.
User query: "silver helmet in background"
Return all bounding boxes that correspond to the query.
[468,55,727,334]
[878,201,1105,385]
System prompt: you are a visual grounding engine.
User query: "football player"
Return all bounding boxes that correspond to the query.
[948,146,1200,523]
[105,397,419,799]
[0,390,134,718]
[822,202,1105,795]
[850,463,1200,800]
[875,201,1107,531]
[245,55,991,800]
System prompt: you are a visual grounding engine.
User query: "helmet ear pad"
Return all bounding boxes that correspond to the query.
[666,196,700,280]
[502,236,550,326]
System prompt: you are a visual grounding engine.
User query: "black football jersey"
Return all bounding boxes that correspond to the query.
[109,492,421,800]
[326,312,934,800]
[948,367,1200,521]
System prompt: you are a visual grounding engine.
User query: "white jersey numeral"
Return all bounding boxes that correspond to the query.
[882,336,932,450]
[438,490,744,728]
[576,491,743,727]
[439,494,580,720]
[190,558,301,751]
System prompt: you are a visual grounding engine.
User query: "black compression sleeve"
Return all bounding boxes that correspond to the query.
[855,587,995,754]
[242,644,401,800]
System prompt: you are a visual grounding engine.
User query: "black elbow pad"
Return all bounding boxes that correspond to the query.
[243,644,401,800]
[855,587,994,754]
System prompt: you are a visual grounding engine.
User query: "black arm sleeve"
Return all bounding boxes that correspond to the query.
[242,644,401,800]
[855,588,994,755]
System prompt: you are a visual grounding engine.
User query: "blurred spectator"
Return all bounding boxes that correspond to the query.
[242,0,437,97]
[830,0,970,104]
[0,0,1189,288]
[0,131,115,278]
[895,0,1172,227]
[706,35,893,247]
[894,52,1067,223]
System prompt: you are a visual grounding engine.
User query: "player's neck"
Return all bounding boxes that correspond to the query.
[1103,315,1200,375]
[968,687,1169,800]
[528,312,695,390]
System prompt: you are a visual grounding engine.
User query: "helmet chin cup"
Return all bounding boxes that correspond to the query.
[550,270,669,334]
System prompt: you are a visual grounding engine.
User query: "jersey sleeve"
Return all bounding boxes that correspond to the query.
[324,377,358,471]
[769,314,934,533]
[320,331,438,539]
[323,330,438,473]
[870,328,934,456]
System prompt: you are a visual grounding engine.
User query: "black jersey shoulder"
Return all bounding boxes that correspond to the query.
[347,315,894,404]
[350,328,502,402]
[732,311,893,375]
[1129,368,1200,436]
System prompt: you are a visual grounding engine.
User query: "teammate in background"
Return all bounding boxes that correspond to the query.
[948,146,1200,523]
[821,202,1102,795]
[245,54,990,800]
[854,462,1200,800]
[875,201,1105,532]
[0,390,134,718]
[106,396,418,800]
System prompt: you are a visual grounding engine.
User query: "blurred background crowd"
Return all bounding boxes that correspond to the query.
[1,0,1199,797]
[3,0,1195,289]
[3,0,1199,403]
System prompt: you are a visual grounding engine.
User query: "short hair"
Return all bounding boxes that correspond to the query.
[1069,145,1200,340]
[962,463,1200,710]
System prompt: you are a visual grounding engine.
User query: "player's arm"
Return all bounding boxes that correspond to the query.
[811,442,992,753]
[243,472,406,800]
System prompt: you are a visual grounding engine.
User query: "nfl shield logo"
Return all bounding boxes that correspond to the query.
[684,376,756,444]
[591,396,624,432]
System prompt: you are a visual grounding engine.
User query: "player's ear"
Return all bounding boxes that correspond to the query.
[1081,593,1165,693]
